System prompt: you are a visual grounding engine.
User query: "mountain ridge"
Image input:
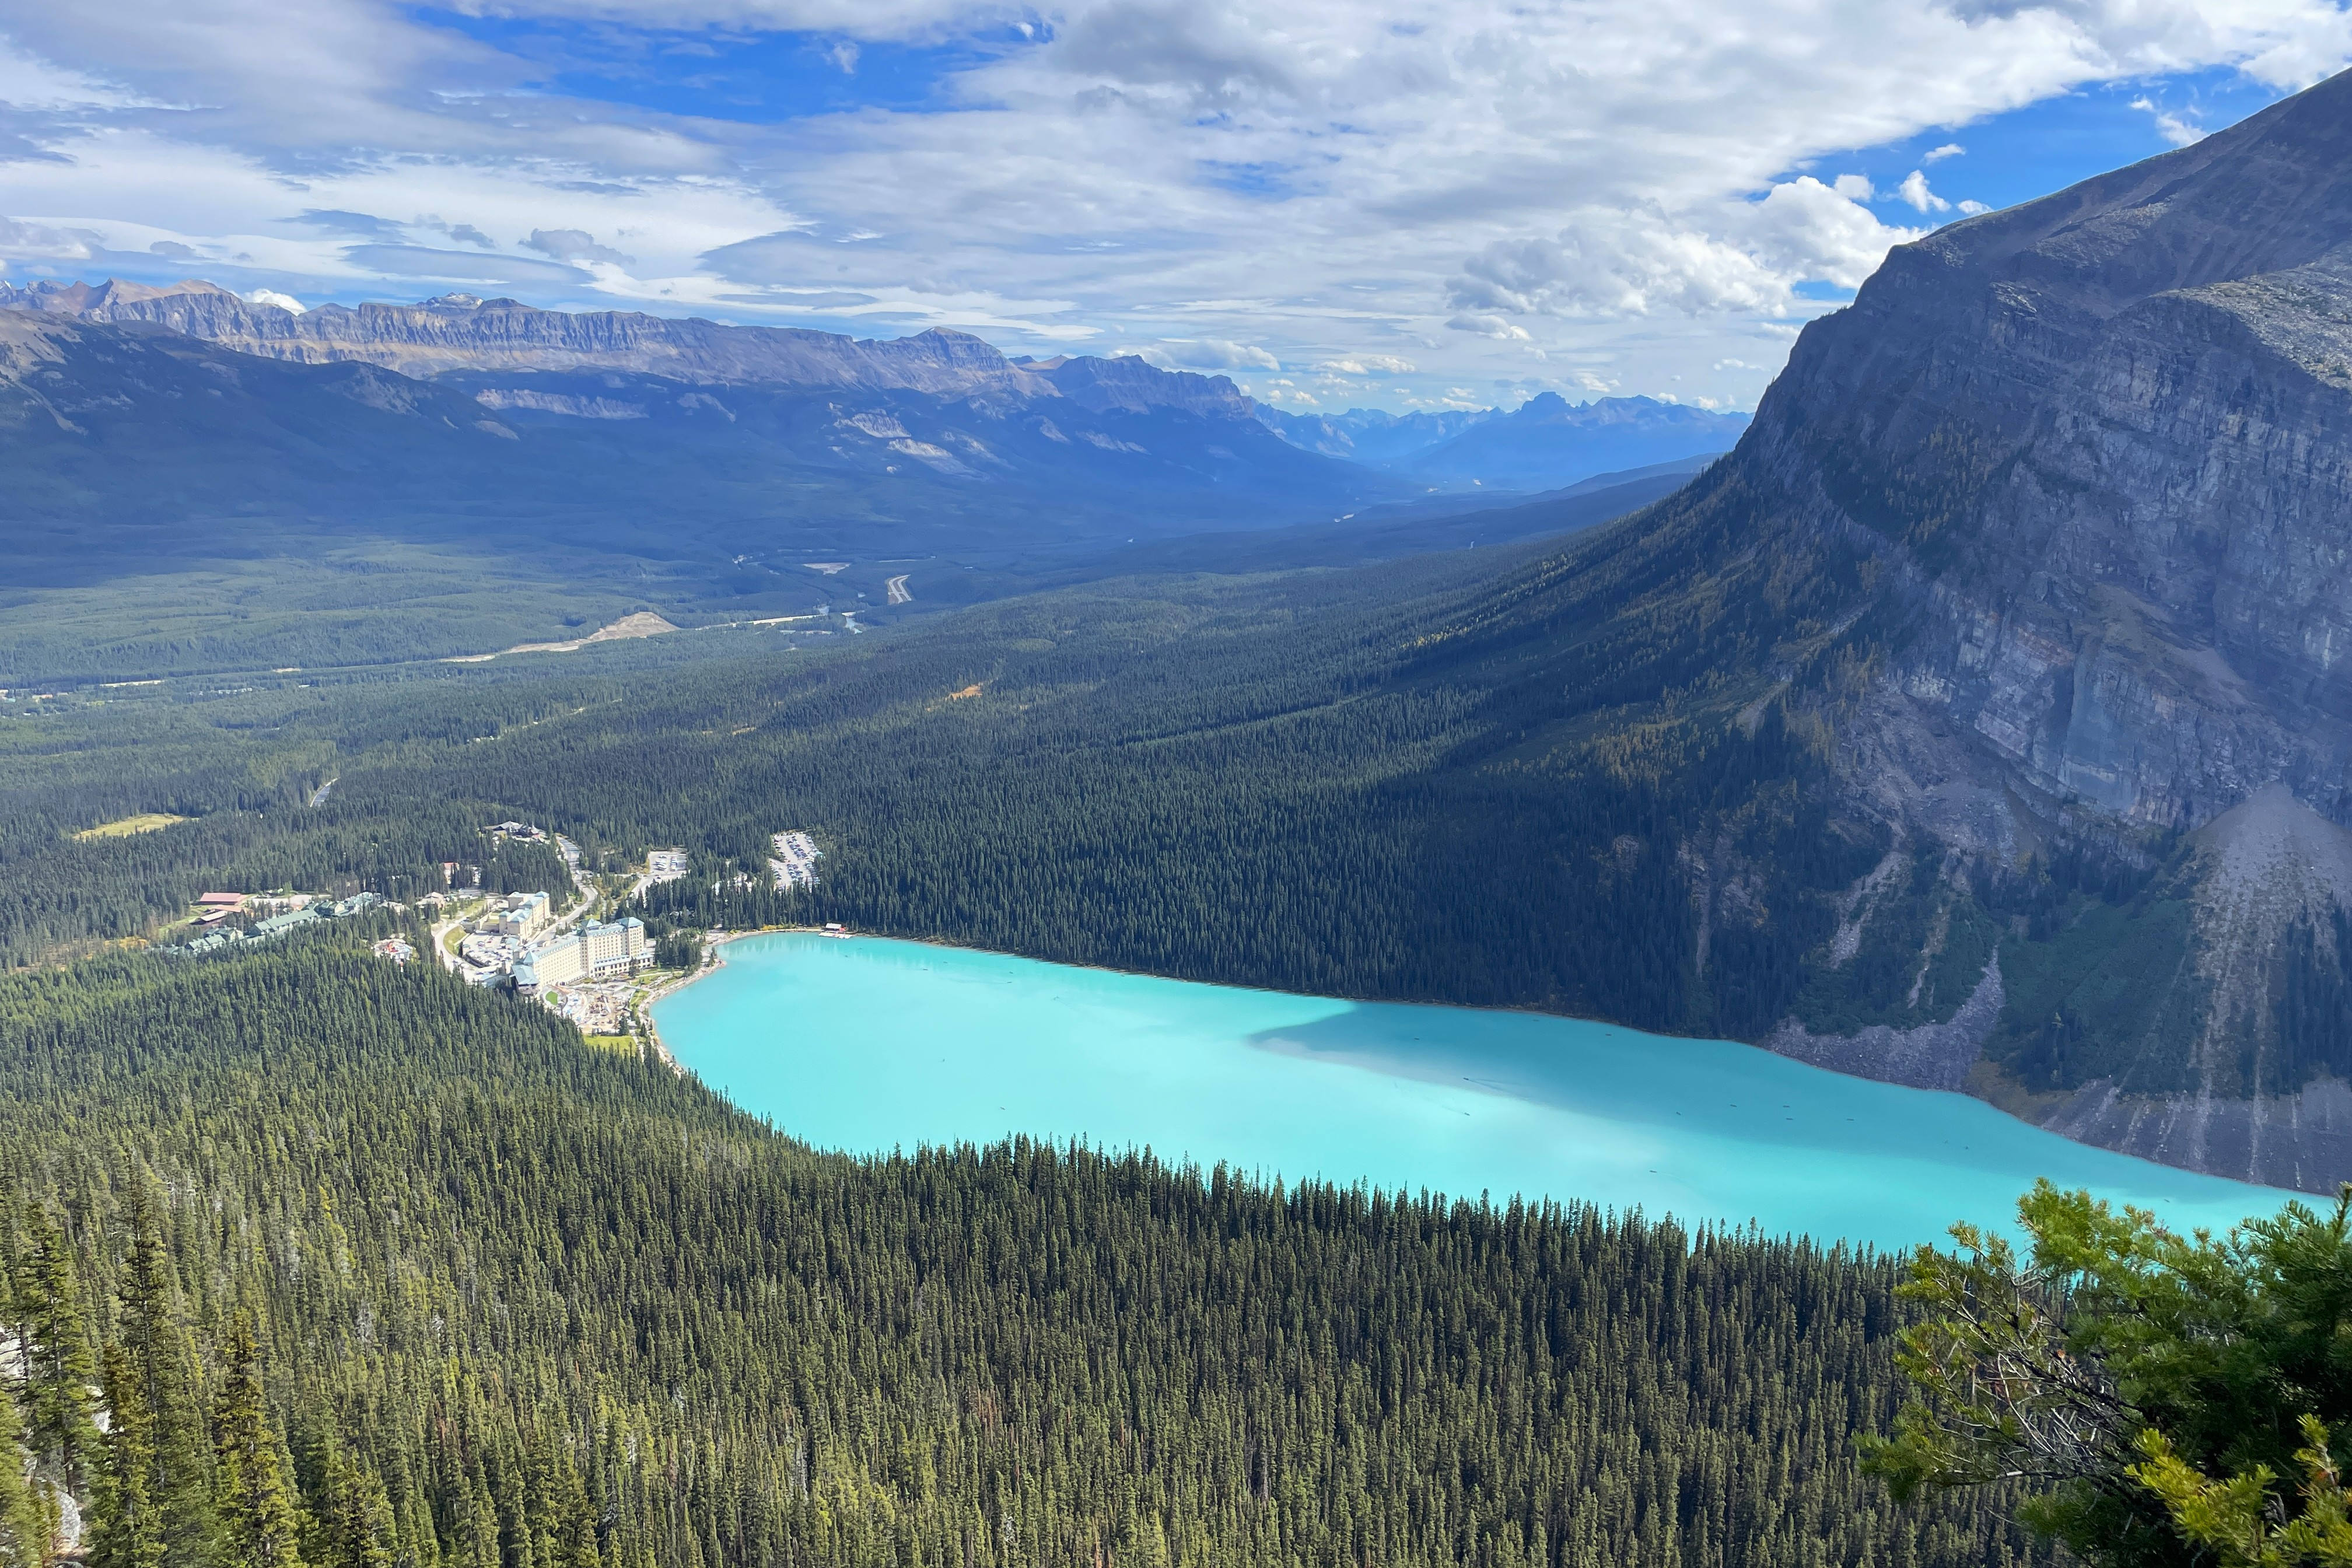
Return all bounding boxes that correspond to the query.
[2,277,1741,495]
[1426,63,2352,1188]
[1257,391,1748,491]
[0,280,1401,644]
[0,277,1256,416]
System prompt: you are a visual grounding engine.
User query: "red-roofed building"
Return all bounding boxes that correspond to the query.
[197,892,247,908]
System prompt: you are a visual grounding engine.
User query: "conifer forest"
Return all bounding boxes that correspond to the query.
[0,936,2045,1568]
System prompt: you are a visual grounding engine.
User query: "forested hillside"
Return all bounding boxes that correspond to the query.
[0,538,1866,1037]
[0,933,2042,1568]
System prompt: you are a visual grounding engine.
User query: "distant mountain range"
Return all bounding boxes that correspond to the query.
[0,279,1744,518]
[0,279,1247,408]
[1257,393,1748,491]
[0,276,1735,677]
[0,279,1401,607]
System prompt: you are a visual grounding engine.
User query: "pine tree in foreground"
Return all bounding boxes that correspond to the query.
[0,1380,55,1568]
[211,1313,309,1568]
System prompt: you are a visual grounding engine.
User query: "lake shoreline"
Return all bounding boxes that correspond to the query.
[652,932,2292,1250]
[676,922,1791,1052]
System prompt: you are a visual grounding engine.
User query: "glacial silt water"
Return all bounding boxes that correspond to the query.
[653,933,2293,1248]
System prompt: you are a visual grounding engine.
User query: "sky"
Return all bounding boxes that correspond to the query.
[0,0,2345,415]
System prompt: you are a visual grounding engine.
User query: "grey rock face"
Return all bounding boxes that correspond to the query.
[1764,954,2004,1092]
[1698,69,2352,1186]
[1762,74,2352,841]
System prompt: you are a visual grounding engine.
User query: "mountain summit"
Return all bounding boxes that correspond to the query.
[1476,66,2352,1186]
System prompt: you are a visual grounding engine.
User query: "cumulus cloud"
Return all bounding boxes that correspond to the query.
[0,0,2343,404]
[0,215,105,260]
[419,216,496,248]
[521,228,637,266]
[246,288,306,312]
[1445,314,1533,340]
[1315,355,1416,374]
[2131,95,2208,145]
[1136,338,1280,370]
[1447,177,1924,320]
[1895,169,1951,212]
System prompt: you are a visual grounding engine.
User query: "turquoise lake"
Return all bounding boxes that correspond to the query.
[652,932,2296,1250]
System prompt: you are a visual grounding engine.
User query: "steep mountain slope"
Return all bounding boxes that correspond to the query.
[0,308,528,579]
[1415,66,2352,1188]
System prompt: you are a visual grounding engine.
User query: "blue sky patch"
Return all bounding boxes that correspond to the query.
[1810,66,2290,219]
[410,8,1041,123]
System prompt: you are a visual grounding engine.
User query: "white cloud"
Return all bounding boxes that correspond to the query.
[0,37,145,111]
[0,0,2343,405]
[1446,314,1533,340]
[1315,354,1416,374]
[1957,198,1990,215]
[245,288,305,311]
[1895,169,1951,212]
[1446,177,1924,320]
[0,215,106,260]
[2130,94,2208,145]
[522,228,638,266]
[1922,142,1965,162]
[1135,337,1280,370]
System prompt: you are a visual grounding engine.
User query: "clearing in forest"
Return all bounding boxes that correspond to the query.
[74,813,188,839]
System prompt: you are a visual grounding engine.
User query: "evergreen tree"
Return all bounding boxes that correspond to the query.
[113,1187,215,1568]
[0,1378,54,1568]
[306,1437,390,1568]
[211,1315,306,1568]
[92,1340,166,1568]
[16,1200,101,1496]
[1873,1182,2352,1567]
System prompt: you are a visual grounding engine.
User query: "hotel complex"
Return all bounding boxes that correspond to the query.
[513,916,649,993]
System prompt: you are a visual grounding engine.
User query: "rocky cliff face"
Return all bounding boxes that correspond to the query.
[1690,68,2352,1187]
[0,280,1252,414]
